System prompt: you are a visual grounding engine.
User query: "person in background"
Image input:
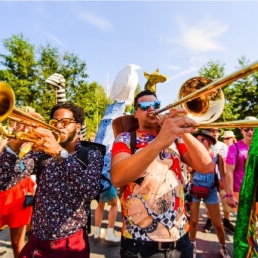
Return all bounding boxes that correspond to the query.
[0,102,104,258]
[221,131,237,147]
[88,132,96,142]
[0,110,38,258]
[111,89,215,258]
[93,185,121,245]
[0,137,35,258]
[189,130,231,258]
[226,116,257,214]
[208,128,235,234]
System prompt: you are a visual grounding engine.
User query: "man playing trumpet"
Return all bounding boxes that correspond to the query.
[0,102,104,258]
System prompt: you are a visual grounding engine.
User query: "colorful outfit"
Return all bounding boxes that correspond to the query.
[226,140,249,193]
[0,177,35,228]
[191,155,219,204]
[112,130,192,257]
[0,142,103,258]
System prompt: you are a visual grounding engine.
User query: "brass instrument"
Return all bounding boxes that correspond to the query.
[0,82,61,143]
[151,60,258,124]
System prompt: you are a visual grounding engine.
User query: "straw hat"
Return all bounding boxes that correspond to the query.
[244,116,257,121]
[221,131,235,138]
[195,129,216,145]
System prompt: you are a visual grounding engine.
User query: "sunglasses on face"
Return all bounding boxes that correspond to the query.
[243,128,254,133]
[49,118,77,128]
[198,137,207,143]
[137,101,161,111]
[223,137,232,140]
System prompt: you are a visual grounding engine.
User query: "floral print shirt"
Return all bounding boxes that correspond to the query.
[0,142,103,240]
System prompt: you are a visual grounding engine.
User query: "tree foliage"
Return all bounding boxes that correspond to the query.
[0,34,108,137]
[198,58,258,139]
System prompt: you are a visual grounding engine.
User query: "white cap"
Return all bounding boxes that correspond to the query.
[244,116,257,121]
[221,131,235,138]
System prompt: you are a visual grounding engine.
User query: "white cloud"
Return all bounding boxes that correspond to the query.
[76,10,113,31]
[167,66,198,82]
[47,33,66,46]
[169,18,228,53]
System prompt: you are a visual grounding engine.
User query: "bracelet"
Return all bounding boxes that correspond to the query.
[222,195,228,200]
[222,194,234,199]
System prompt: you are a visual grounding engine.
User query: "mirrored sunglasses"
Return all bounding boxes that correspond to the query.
[137,101,161,111]
[49,118,77,128]
[243,128,254,132]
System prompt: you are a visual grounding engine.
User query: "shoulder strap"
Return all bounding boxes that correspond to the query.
[129,130,137,154]
[36,153,51,174]
[234,143,239,168]
[36,141,106,171]
[77,141,106,168]
[234,143,239,156]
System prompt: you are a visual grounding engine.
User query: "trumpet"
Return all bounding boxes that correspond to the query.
[0,82,61,143]
[150,60,258,124]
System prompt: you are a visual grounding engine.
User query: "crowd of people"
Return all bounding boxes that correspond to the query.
[0,86,257,258]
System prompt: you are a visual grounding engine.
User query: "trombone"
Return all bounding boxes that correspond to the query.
[150,60,258,127]
[0,82,61,143]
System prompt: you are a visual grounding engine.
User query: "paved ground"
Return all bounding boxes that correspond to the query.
[0,200,235,258]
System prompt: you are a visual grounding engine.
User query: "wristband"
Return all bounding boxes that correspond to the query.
[226,194,234,198]
[222,194,228,200]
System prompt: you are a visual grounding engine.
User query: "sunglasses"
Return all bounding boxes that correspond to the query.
[198,137,207,143]
[49,118,77,128]
[223,137,232,140]
[137,101,161,111]
[243,128,254,132]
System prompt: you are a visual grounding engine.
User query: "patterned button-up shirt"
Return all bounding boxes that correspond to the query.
[0,142,103,240]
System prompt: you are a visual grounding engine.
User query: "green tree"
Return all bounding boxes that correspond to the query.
[198,58,258,139]
[0,34,109,136]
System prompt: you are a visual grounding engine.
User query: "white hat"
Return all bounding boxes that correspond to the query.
[221,131,235,138]
[244,116,257,121]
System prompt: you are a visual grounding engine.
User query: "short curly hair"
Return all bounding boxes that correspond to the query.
[50,102,85,125]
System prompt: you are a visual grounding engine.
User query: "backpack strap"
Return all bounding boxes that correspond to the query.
[234,143,239,168]
[129,130,137,154]
[36,141,106,172]
[77,141,106,168]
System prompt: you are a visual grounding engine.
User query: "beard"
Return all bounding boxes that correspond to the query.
[60,129,77,148]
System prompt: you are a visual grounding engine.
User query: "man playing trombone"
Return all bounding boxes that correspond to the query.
[0,102,104,258]
[111,89,217,258]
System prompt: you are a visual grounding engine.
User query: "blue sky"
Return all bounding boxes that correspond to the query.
[1,1,258,108]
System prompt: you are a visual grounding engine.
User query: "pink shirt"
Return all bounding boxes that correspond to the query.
[226,140,249,192]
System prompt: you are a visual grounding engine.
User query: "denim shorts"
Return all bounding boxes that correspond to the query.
[120,233,193,258]
[99,185,117,203]
[192,185,219,205]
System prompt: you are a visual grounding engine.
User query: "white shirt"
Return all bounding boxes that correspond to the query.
[213,140,228,158]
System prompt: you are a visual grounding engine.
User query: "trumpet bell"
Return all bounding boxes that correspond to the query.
[0,82,15,122]
[0,81,61,143]
[179,77,225,123]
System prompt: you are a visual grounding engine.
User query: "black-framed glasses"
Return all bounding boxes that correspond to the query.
[49,118,77,128]
[137,101,161,111]
[243,128,254,132]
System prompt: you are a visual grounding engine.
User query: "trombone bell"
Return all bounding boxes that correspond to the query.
[179,77,224,123]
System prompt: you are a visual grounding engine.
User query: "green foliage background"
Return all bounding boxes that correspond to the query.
[0,34,257,141]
